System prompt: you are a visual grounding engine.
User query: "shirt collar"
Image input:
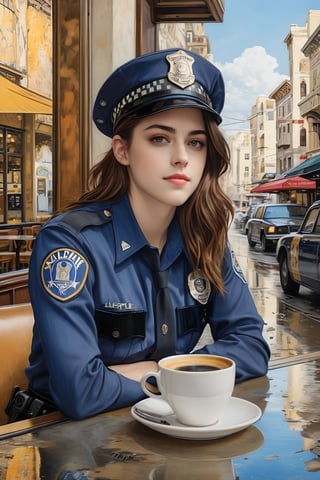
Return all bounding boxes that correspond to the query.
[110,194,186,267]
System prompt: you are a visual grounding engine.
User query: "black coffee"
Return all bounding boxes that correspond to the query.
[175,365,220,372]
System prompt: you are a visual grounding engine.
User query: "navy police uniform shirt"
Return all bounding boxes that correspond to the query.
[26,194,270,419]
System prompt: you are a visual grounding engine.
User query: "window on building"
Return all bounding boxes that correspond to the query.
[312,123,320,141]
[300,80,307,99]
[286,102,291,115]
[300,128,306,147]
[258,134,265,149]
[244,153,250,160]
[0,1,14,11]
[0,127,24,223]
[186,31,193,43]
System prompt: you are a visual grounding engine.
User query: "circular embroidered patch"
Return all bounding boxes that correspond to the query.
[41,248,89,301]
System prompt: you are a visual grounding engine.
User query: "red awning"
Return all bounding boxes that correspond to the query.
[251,176,316,193]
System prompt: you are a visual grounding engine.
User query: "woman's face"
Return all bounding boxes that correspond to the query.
[113,107,207,210]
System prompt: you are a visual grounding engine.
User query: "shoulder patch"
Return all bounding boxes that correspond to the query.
[41,248,89,302]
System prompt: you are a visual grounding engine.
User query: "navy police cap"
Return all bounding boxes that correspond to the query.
[93,48,225,138]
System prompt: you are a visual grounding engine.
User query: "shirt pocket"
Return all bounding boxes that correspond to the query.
[95,307,146,341]
[176,304,209,351]
[176,304,208,336]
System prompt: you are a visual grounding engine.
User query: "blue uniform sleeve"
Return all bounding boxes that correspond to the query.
[28,225,145,419]
[193,247,270,382]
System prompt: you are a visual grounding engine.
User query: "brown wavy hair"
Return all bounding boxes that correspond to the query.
[62,111,233,294]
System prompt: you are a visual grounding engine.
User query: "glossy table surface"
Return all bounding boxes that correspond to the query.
[0,355,319,479]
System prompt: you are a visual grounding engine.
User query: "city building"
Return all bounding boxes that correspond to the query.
[270,80,294,174]
[249,95,277,184]
[235,9,320,205]
[225,131,254,210]
[299,12,320,157]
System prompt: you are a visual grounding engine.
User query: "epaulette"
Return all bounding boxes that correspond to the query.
[60,209,112,232]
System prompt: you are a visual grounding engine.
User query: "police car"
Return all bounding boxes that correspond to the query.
[276,200,320,295]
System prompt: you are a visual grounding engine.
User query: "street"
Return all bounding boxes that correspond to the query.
[229,225,320,364]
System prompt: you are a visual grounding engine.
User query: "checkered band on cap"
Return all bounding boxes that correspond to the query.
[111,78,213,128]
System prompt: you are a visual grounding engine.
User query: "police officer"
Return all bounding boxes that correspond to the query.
[25,49,270,420]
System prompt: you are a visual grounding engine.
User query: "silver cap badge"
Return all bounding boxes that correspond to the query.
[166,50,195,89]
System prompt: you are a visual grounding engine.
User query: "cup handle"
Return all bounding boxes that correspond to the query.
[140,370,164,399]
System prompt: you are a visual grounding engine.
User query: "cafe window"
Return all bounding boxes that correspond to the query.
[35,132,53,215]
[0,127,24,223]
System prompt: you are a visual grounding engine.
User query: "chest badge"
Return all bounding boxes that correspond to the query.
[188,269,211,305]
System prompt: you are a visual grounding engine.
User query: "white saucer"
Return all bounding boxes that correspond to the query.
[131,396,261,440]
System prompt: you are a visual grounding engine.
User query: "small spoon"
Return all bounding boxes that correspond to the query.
[133,406,172,425]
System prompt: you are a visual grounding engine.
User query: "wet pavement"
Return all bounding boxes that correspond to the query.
[199,225,320,364]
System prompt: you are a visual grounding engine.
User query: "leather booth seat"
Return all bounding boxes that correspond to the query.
[0,303,34,425]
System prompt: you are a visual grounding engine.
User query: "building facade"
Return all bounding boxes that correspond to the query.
[270,80,293,174]
[225,131,253,210]
[227,9,320,203]
[249,95,277,183]
[299,13,320,157]
[283,20,310,168]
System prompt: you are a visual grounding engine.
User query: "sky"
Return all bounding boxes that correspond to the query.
[204,0,320,136]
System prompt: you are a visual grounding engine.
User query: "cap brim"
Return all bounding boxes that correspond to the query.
[115,97,222,131]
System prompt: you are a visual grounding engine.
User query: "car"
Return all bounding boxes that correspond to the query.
[246,203,308,252]
[239,204,258,234]
[276,201,320,295]
[233,209,245,229]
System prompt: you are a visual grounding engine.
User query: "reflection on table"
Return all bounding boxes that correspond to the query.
[0,356,319,479]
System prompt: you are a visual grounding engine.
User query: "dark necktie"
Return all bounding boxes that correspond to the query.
[148,249,176,360]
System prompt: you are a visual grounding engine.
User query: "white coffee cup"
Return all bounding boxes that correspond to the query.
[140,354,235,427]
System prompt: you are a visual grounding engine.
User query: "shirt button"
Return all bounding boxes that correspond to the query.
[112,329,120,339]
[161,324,169,335]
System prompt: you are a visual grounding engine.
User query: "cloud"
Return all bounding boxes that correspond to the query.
[215,46,288,136]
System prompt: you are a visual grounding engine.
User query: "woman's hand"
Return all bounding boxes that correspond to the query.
[109,360,158,382]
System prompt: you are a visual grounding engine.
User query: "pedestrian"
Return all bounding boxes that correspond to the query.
[15,49,270,420]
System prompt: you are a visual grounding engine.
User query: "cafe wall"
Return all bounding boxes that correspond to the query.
[26,1,52,97]
[0,0,27,74]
